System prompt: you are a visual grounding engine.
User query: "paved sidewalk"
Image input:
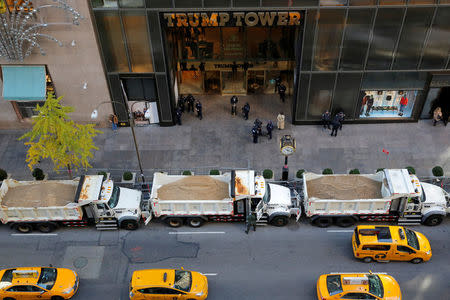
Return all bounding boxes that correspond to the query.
[0,94,449,180]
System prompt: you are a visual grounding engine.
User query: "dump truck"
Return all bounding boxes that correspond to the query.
[0,175,143,233]
[302,169,449,227]
[148,170,300,227]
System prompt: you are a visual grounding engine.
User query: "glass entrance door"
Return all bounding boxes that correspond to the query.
[221,71,246,95]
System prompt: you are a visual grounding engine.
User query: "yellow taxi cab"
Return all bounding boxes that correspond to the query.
[129,268,208,300]
[352,225,432,263]
[0,267,79,299]
[316,272,401,300]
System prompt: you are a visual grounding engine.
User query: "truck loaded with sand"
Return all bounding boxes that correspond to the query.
[302,169,448,228]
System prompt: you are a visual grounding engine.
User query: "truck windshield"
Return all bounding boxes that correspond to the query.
[107,186,120,208]
[262,184,271,204]
[173,270,192,292]
[368,275,383,298]
[405,228,419,250]
[37,268,57,290]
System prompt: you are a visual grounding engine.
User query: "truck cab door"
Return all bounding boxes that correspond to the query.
[404,197,421,214]
[255,199,265,221]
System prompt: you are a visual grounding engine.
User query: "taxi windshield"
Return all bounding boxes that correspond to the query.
[37,268,57,290]
[262,184,271,204]
[107,186,120,208]
[326,275,343,296]
[368,275,383,298]
[173,270,192,292]
[405,228,419,250]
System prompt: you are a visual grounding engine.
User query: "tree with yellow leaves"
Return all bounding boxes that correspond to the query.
[19,93,102,178]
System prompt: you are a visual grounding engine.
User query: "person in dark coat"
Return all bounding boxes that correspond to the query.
[252,127,258,144]
[245,213,257,234]
[278,83,286,103]
[230,95,238,116]
[366,96,374,116]
[321,110,331,129]
[186,94,195,112]
[337,111,345,130]
[178,95,185,113]
[275,76,281,93]
[195,101,203,120]
[330,116,340,137]
[175,107,182,125]
[242,102,250,120]
[254,119,262,136]
[266,120,274,139]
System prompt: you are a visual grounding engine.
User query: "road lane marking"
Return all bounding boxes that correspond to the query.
[11,233,58,236]
[327,230,354,233]
[169,231,225,235]
[201,273,218,276]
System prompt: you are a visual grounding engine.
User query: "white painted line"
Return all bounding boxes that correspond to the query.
[201,273,218,276]
[11,233,58,236]
[169,231,225,235]
[327,230,354,233]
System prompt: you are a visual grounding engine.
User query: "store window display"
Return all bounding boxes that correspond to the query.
[359,90,417,118]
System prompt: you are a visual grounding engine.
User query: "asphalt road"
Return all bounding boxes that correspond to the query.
[0,218,449,300]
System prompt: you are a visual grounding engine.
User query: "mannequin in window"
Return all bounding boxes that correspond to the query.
[399,94,408,116]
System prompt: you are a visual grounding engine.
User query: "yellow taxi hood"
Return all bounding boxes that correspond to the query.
[53,268,77,292]
[189,271,208,294]
[415,231,431,252]
[379,275,401,300]
[131,269,175,288]
[316,274,330,298]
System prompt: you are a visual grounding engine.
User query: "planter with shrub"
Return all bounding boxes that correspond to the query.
[263,169,273,179]
[182,170,192,176]
[349,169,360,174]
[322,168,333,175]
[376,168,385,173]
[432,166,444,177]
[209,169,220,175]
[122,171,136,183]
[296,169,305,179]
[405,166,416,175]
[97,171,110,181]
[32,168,45,181]
[0,168,7,181]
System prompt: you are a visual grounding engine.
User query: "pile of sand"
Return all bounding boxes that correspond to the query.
[307,176,382,200]
[2,182,77,207]
[157,176,229,200]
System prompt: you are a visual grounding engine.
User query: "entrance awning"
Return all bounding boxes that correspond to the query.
[2,66,46,101]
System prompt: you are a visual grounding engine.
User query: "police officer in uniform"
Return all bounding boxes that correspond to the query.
[230,95,238,116]
[195,100,203,120]
[245,213,257,234]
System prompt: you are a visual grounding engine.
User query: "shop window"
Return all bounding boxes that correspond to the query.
[359,90,417,118]
[332,73,362,119]
[307,73,335,119]
[119,0,144,7]
[4,0,33,12]
[202,28,222,60]
[320,0,347,5]
[270,27,297,60]
[91,0,118,8]
[379,0,406,4]
[349,0,376,4]
[408,0,436,3]
[222,27,245,59]
[204,0,230,7]
[301,10,317,71]
[247,27,271,59]
[122,12,153,72]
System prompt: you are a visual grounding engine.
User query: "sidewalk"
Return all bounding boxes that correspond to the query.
[0,94,449,180]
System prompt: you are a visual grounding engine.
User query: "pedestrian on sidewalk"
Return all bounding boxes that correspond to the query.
[109,114,118,131]
[252,127,258,144]
[245,213,257,234]
[336,111,345,130]
[230,95,238,116]
[195,101,203,120]
[433,107,443,126]
[187,94,195,112]
[278,83,286,103]
[321,110,331,129]
[277,112,285,130]
[330,116,340,137]
[266,120,274,139]
[242,102,250,120]
[175,107,182,125]
[254,119,263,136]
[274,75,281,93]
[177,95,185,113]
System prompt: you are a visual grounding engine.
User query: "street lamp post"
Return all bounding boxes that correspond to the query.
[91,99,149,183]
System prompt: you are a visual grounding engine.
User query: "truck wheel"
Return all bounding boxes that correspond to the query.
[270,216,289,227]
[37,223,55,233]
[410,258,423,264]
[187,217,204,228]
[362,257,373,263]
[15,223,33,233]
[313,217,333,228]
[336,217,356,228]
[121,220,139,230]
[166,217,183,228]
[424,215,443,226]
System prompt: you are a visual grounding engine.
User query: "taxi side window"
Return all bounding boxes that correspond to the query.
[397,245,415,254]
[361,245,390,251]
[138,287,182,295]
[340,292,376,299]
[6,285,38,292]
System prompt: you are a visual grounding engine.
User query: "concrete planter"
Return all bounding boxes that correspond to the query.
[33,173,48,181]
[122,172,136,183]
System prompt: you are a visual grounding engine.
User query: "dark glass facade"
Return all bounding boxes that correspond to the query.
[90,0,450,126]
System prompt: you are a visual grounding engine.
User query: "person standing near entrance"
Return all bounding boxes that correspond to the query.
[251,127,258,144]
[275,75,281,93]
[266,120,274,139]
[178,95,185,113]
[175,107,182,125]
[245,213,257,234]
[195,100,203,120]
[187,94,195,112]
[242,102,250,120]
[110,114,118,131]
[277,112,285,130]
[321,110,331,129]
[330,115,340,137]
[278,83,286,103]
[230,95,238,116]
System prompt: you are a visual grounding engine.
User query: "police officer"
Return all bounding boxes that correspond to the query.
[266,120,274,139]
[254,119,262,136]
[337,111,345,130]
[195,101,203,120]
[321,110,331,129]
[230,95,238,116]
[252,127,258,144]
[245,213,257,234]
[178,95,185,113]
[175,107,182,125]
[275,76,281,93]
[242,102,250,120]
[186,94,195,113]
[278,83,286,103]
[330,115,340,137]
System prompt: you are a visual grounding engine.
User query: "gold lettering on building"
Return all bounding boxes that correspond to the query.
[176,13,188,27]
[188,13,200,27]
[201,12,219,27]
[258,12,277,26]
[277,12,289,26]
[163,13,175,27]
[218,13,230,26]
[233,12,245,26]
[244,12,258,27]
[289,12,301,25]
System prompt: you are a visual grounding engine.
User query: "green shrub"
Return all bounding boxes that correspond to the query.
[349,169,360,174]
[182,170,192,176]
[0,168,7,181]
[209,169,220,175]
[296,169,305,178]
[432,166,444,177]
[97,171,107,180]
[32,168,45,180]
[376,168,385,173]
[123,171,133,181]
[322,168,333,175]
[405,166,416,175]
[263,169,273,179]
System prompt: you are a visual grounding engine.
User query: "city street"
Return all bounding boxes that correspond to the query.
[0,219,448,300]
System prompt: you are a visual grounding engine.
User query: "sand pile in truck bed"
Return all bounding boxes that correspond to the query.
[1,182,77,207]
[157,176,229,200]
[307,176,382,200]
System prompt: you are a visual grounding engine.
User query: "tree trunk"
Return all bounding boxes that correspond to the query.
[67,163,73,179]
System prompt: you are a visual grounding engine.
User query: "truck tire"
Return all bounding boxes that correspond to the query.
[166,217,183,228]
[187,217,205,228]
[423,215,443,226]
[14,223,33,233]
[336,217,356,228]
[37,222,55,233]
[121,220,139,230]
[313,217,333,228]
[270,216,289,227]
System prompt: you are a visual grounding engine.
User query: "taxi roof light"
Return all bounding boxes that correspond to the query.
[343,276,369,285]
[12,270,39,278]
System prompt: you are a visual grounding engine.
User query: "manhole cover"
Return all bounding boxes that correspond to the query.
[73,257,88,269]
